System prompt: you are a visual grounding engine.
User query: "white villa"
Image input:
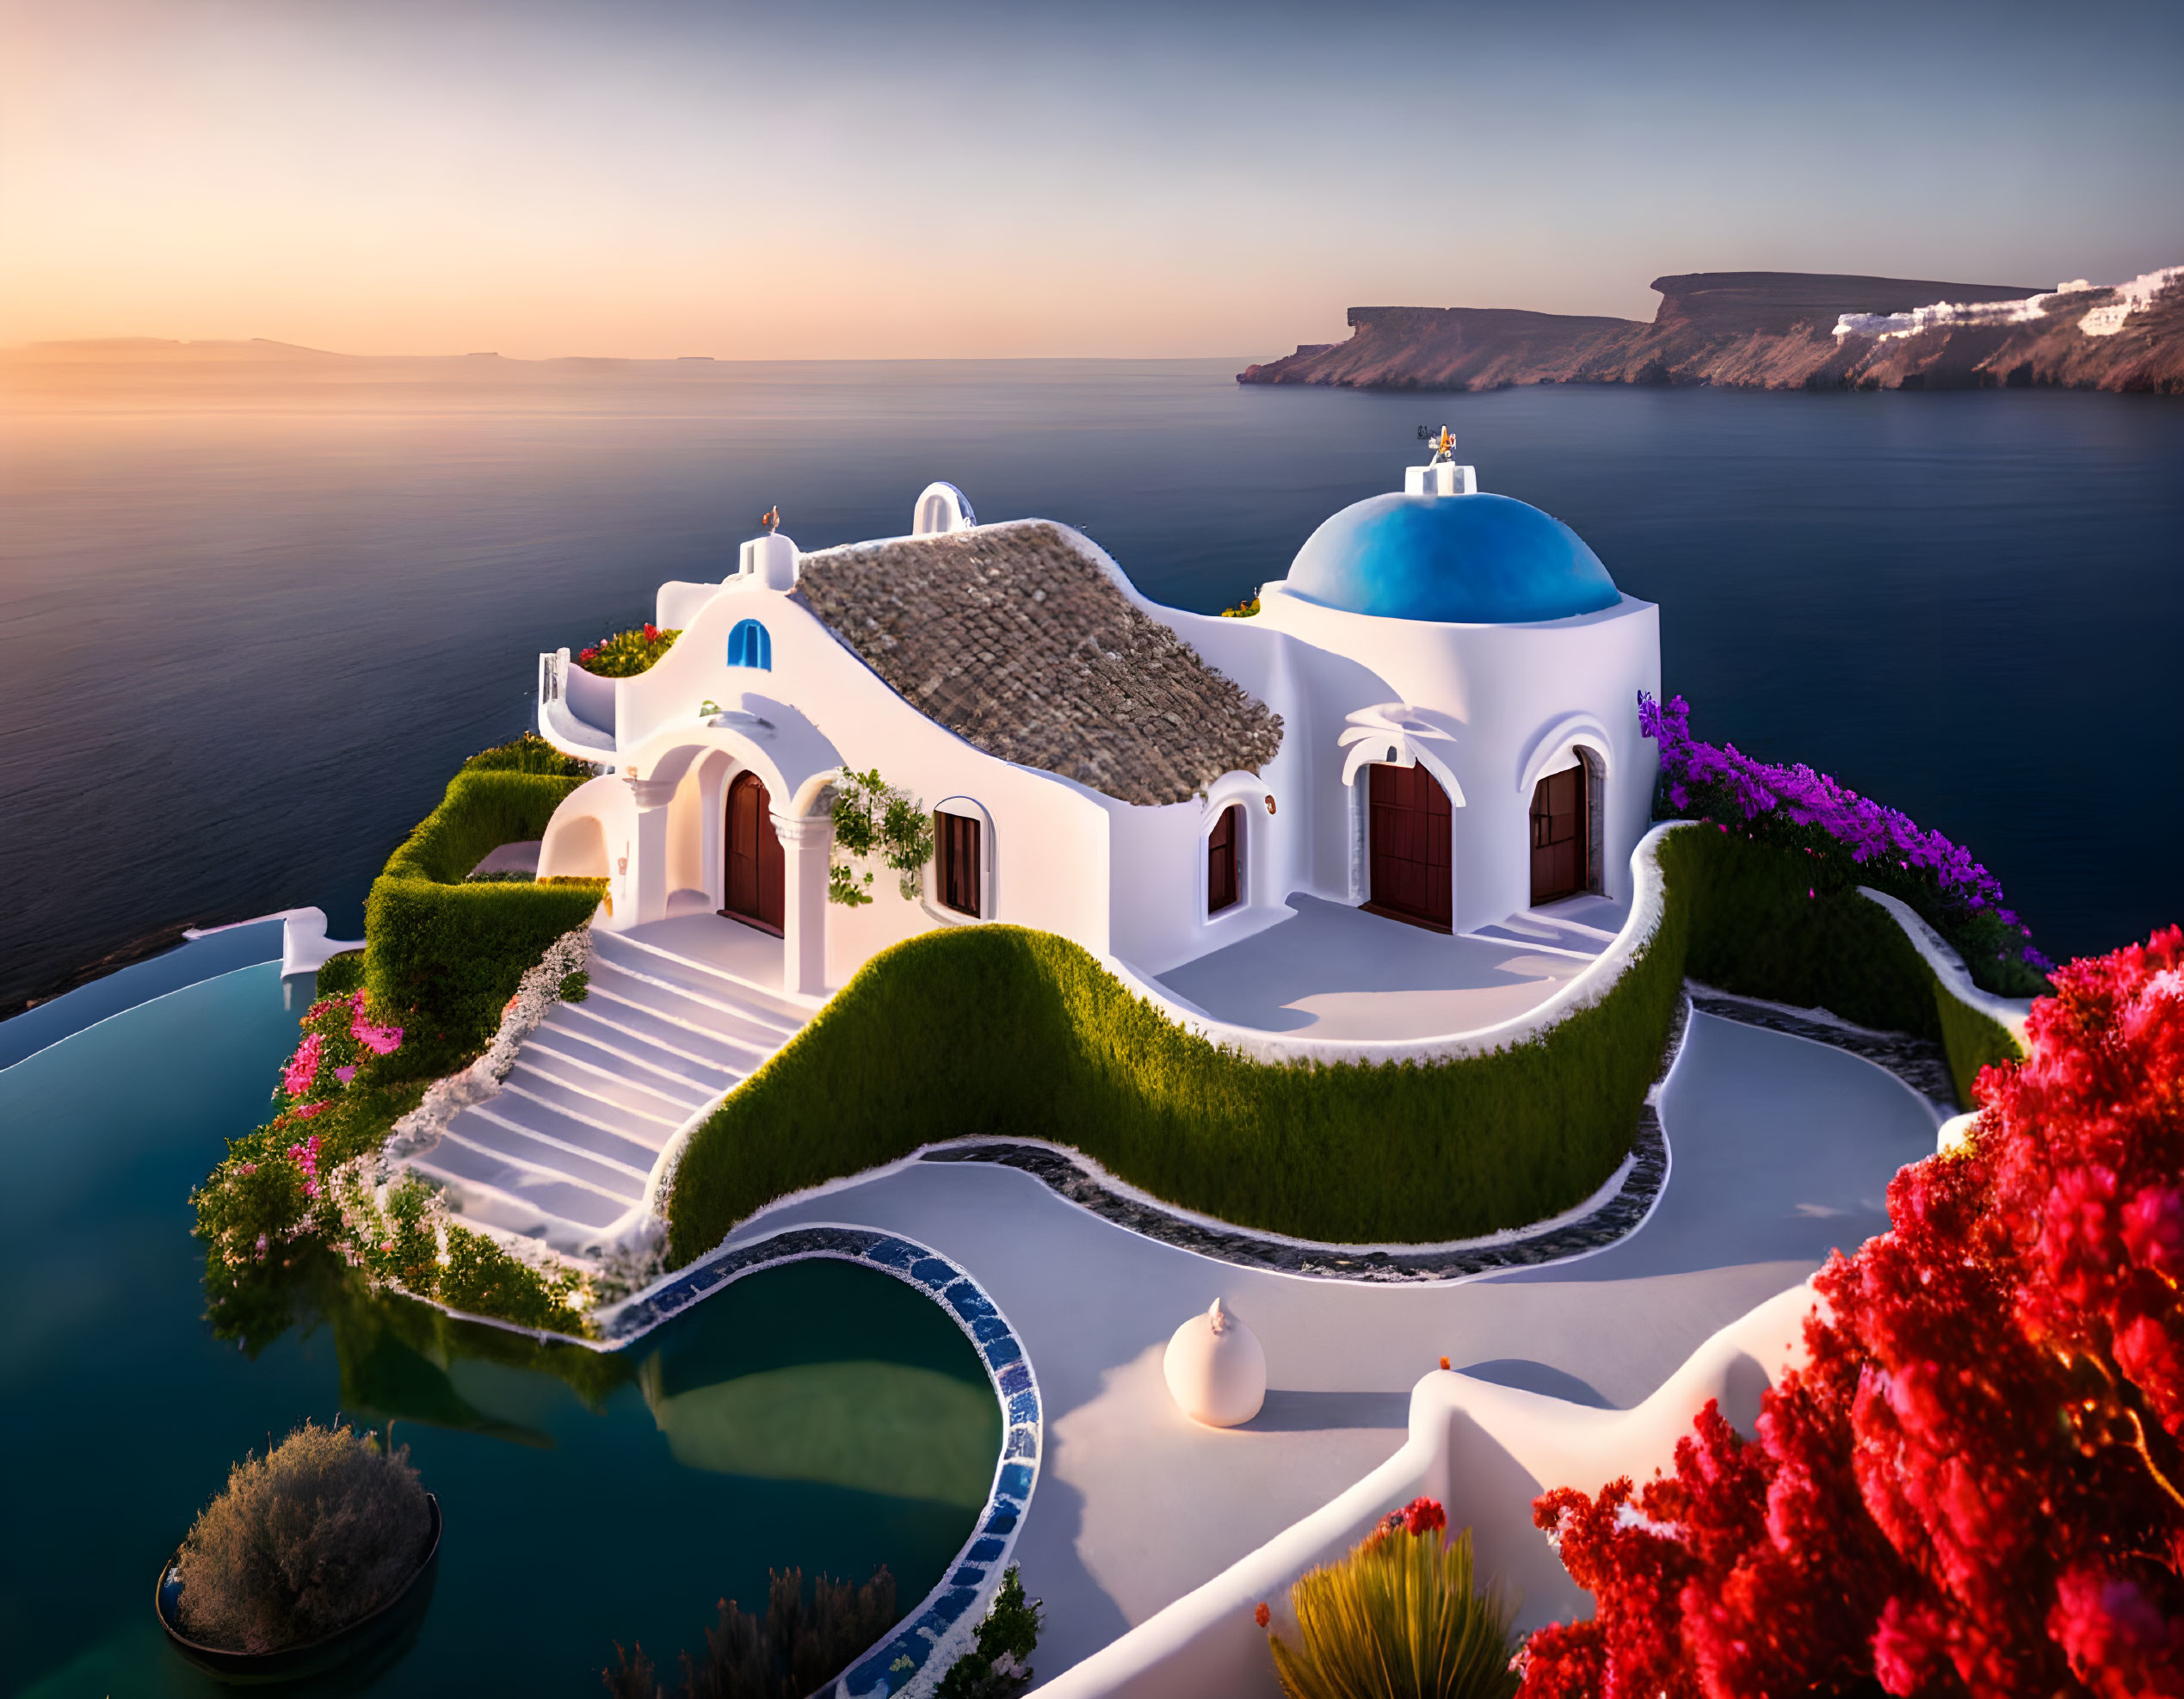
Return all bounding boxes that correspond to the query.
[532,441,1661,1019]
[415,441,1661,1252]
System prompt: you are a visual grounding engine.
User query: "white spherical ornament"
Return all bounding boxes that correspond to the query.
[1163,1297,1267,1427]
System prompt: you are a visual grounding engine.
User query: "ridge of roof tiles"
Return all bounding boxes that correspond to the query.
[794,520,1283,807]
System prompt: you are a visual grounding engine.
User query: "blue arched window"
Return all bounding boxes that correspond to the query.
[726,619,772,670]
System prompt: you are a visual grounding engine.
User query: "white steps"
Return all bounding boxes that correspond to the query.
[1462,904,1626,961]
[404,922,815,1255]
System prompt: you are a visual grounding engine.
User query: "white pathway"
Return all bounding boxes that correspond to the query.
[735,1010,1942,1683]
[407,917,817,1251]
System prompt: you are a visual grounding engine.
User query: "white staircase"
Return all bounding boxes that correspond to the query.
[404,921,817,1256]
[1461,895,1629,961]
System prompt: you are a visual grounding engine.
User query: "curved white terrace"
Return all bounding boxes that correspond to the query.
[1151,891,1628,1042]
[1107,823,1669,1066]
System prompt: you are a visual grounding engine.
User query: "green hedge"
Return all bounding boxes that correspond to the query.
[669,863,1691,1262]
[1663,825,2021,1107]
[364,768,604,1078]
[1932,973,2026,1107]
[315,949,367,998]
[1668,826,1940,1037]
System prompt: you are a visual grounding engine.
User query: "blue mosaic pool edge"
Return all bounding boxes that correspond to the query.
[608,1223,1040,1699]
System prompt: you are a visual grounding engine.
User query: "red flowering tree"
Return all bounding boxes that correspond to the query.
[1521,926,2184,1697]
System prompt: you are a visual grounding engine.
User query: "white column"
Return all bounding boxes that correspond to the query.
[628,776,678,926]
[773,809,833,997]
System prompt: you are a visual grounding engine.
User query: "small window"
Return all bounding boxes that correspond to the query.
[1207,803,1242,914]
[727,619,772,670]
[936,810,982,917]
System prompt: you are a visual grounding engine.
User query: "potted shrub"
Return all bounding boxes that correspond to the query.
[576,623,681,678]
[156,1419,441,1681]
[1263,1498,1519,1699]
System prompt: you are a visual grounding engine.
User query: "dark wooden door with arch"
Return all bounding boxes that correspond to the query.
[1206,802,1242,914]
[1366,763,1452,932]
[1529,762,1589,905]
[723,770,785,935]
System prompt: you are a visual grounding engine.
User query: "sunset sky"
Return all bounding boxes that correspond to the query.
[4,0,2181,360]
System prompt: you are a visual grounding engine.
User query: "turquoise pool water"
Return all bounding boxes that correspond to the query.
[0,958,1001,1696]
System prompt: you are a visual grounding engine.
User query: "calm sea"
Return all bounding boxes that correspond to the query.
[2,360,2179,1009]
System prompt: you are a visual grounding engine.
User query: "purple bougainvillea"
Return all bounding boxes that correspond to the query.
[1640,692,2051,987]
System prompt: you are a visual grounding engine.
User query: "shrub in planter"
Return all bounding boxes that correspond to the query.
[176,1420,431,1653]
[1267,1498,1520,1699]
[577,622,681,677]
[600,1564,898,1699]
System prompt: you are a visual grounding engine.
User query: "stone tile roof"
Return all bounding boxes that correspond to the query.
[794,521,1283,807]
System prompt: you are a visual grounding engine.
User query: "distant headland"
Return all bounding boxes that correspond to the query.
[1238,267,2184,394]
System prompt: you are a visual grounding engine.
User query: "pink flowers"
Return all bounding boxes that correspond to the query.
[285,1133,325,1199]
[351,1017,404,1056]
[281,1032,324,1099]
[282,991,402,1104]
[344,987,404,1056]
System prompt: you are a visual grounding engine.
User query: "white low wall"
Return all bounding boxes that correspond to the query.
[1101,821,1682,1066]
[1859,887,2033,1052]
[185,907,362,978]
[1037,1281,1817,1698]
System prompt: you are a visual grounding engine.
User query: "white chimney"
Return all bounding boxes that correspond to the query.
[738,530,799,590]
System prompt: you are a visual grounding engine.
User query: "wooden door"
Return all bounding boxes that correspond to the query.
[1207,804,1241,914]
[723,771,785,935]
[937,810,981,917]
[1367,763,1452,932]
[1529,763,1587,905]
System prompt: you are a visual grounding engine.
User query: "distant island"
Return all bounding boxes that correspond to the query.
[1238,267,2184,394]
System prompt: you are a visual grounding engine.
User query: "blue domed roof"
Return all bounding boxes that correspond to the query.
[1285,492,1620,624]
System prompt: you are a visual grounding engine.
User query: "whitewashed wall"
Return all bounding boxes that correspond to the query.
[1037,1282,1819,1699]
[1252,584,1661,936]
[537,503,1661,992]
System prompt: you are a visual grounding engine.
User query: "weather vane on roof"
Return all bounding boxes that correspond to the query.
[1428,427,1456,463]
[761,505,780,533]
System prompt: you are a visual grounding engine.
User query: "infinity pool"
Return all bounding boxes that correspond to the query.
[0,955,1001,1696]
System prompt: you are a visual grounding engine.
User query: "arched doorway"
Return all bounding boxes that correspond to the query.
[722,770,785,935]
[1207,803,1243,915]
[1529,761,1590,905]
[1365,763,1452,932]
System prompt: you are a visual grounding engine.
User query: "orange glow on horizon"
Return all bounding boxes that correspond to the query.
[3,0,2175,362]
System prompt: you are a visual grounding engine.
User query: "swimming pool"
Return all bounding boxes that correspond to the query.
[0,954,1003,1696]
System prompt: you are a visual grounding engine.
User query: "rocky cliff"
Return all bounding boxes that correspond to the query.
[1238,268,2184,393]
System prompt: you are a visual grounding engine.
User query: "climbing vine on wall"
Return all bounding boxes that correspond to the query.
[829,767,935,906]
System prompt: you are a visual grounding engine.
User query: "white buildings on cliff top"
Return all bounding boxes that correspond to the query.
[531,441,1660,1046]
